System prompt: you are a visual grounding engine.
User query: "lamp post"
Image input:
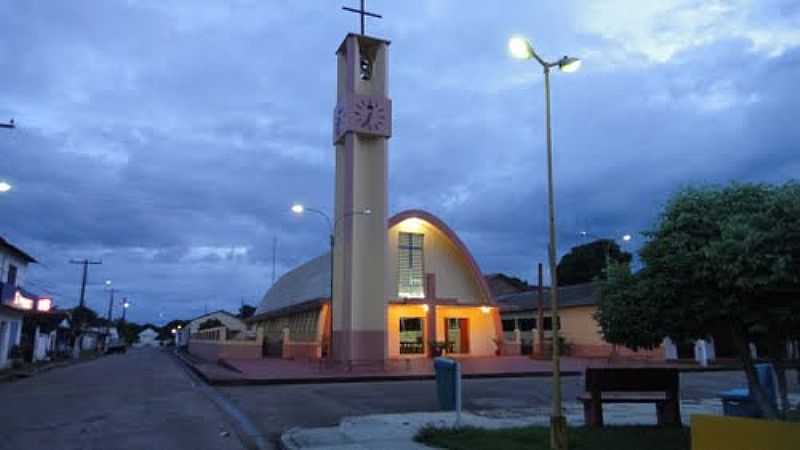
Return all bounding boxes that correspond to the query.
[509,34,580,450]
[291,203,372,361]
[121,298,130,322]
[104,280,115,348]
[0,181,11,193]
[0,119,14,129]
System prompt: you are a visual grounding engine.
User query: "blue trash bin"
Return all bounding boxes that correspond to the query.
[434,357,460,411]
[719,363,777,417]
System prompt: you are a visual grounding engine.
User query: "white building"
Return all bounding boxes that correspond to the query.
[135,328,160,347]
[186,310,249,336]
[0,236,47,369]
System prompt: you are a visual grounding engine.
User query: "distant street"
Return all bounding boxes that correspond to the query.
[0,348,244,450]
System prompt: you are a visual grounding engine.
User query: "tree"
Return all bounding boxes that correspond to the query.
[556,239,632,286]
[596,182,800,419]
[238,304,256,319]
[160,319,188,340]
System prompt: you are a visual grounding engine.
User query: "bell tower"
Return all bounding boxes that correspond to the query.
[331,32,392,365]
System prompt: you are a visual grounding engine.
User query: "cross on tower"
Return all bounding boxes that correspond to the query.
[342,0,382,35]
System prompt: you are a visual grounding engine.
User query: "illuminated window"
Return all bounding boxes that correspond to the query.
[36,298,52,312]
[399,318,424,354]
[397,232,424,298]
[13,292,33,310]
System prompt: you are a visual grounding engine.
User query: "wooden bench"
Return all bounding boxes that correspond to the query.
[577,368,681,427]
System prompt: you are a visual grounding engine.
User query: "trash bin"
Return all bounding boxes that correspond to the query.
[434,357,460,411]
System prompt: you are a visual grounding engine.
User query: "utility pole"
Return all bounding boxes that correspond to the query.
[70,259,102,308]
[537,262,545,357]
[272,236,277,286]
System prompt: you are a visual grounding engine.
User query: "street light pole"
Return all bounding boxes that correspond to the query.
[291,204,371,361]
[509,35,580,450]
[0,119,14,129]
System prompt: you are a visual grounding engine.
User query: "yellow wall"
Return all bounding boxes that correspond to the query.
[387,304,429,358]
[388,219,485,304]
[387,304,498,358]
[559,306,605,345]
[435,306,497,357]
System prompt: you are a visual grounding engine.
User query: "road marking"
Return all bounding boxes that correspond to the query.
[170,350,271,450]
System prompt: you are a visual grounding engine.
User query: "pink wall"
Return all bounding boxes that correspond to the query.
[283,341,321,360]
[188,341,261,361]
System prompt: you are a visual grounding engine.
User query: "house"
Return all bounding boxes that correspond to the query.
[0,236,54,368]
[484,273,531,297]
[496,280,727,363]
[186,310,249,336]
[248,210,501,361]
[135,327,159,347]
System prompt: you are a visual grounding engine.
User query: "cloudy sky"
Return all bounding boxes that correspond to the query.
[1,1,798,324]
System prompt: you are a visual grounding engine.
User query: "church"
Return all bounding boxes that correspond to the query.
[248,30,502,364]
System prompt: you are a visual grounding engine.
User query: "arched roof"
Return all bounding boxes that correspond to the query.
[252,209,494,320]
[388,209,495,305]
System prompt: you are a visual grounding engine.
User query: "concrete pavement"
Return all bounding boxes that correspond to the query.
[0,348,249,450]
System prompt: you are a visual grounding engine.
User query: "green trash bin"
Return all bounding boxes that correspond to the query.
[434,357,462,426]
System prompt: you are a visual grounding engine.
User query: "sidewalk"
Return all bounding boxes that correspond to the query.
[279,395,800,450]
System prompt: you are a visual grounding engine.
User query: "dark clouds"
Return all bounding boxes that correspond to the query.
[1,1,798,323]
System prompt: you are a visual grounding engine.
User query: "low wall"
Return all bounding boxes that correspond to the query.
[188,340,261,361]
[570,343,664,360]
[283,341,321,360]
[501,342,521,356]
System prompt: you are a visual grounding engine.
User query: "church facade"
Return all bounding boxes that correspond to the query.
[249,210,502,361]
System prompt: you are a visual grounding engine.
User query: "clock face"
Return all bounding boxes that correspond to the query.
[333,95,392,144]
[352,97,388,134]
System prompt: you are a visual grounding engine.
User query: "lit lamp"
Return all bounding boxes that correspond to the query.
[0,181,12,193]
[509,34,581,450]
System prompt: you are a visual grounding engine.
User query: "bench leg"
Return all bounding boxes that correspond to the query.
[584,399,603,427]
[658,400,681,426]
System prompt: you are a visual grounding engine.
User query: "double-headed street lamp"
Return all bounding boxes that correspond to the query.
[509,34,580,450]
[291,203,372,360]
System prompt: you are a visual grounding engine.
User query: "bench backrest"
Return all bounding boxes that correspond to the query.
[585,368,679,394]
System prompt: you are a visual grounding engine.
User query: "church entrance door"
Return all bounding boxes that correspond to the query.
[444,318,470,354]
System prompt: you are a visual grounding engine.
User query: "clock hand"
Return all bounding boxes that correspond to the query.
[361,111,373,128]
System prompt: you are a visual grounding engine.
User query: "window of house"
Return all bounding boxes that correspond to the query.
[518,318,536,332]
[397,232,425,298]
[543,317,561,331]
[6,264,17,286]
[399,317,424,354]
[501,319,516,332]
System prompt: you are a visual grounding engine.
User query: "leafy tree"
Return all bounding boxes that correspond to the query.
[238,304,256,319]
[597,182,800,419]
[198,318,224,330]
[557,239,632,286]
[70,305,98,329]
[159,319,187,340]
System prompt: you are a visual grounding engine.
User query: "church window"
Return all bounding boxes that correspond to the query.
[397,232,425,298]
[399,317,424,354]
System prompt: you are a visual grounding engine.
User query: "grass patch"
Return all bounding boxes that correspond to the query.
[415,425,690,450]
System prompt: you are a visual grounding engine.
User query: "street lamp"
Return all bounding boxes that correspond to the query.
[509,34,580,450]
[104,281,116,346]
[291,203,372,360]
[121,298,130,322]
[0,119,14,129]
[0,181,11,193]
[578,231,632,269]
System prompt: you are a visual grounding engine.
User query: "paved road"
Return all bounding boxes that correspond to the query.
[1,350,796,450]
[219,369,799,443]
[0,348,245,450]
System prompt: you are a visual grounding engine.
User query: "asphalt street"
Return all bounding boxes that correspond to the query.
[0,348,245,450]
[1,348,796,449]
